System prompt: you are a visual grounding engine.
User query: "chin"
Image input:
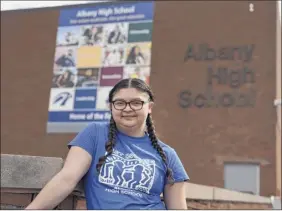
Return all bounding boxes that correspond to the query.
[118,118,138,127]
[121,121,137,128]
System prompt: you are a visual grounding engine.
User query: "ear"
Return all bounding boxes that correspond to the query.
[148,102,154,114]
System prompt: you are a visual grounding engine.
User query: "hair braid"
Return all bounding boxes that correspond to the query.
[146,114,174,184]
[96,117,117,173]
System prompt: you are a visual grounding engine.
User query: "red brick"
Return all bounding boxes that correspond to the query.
[76,199,87,210]
[0,192,32,207]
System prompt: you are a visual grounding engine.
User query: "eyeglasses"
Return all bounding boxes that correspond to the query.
[112,100,149,111]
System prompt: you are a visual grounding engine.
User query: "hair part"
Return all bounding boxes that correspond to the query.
[96,78,174,184]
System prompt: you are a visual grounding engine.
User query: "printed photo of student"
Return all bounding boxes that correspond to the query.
[56,27,80,47]
[105,23,128,44]
[79,26,104,46]
[125,43,151,66]
[92,26,103,45]
[52,68,77,88]
[76,68,100,88]
[102,45,125,67]
[54,48,76,68]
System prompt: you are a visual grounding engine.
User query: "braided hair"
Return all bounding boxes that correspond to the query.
[96,78,174,183]
[96,117,117,173]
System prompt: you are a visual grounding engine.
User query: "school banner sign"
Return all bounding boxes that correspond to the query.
[47,1,155,133]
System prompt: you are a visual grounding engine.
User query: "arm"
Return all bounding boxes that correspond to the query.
[163,148,189,210]
[56,75,63,87]
[25,146,92,210]
[163,182,187,209]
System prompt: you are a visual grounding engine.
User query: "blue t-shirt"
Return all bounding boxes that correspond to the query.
[68,122,189,210]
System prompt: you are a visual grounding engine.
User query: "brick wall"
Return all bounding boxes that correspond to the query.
[0,192,31,209]
[73,198,272,210]
[0,192,77,210]
[188,200,272,210]
[0,193,273,210]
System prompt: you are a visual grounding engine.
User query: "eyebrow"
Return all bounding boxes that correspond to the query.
[113,98,144,101]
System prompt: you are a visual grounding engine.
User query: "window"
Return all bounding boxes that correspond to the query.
[224,162,260,195]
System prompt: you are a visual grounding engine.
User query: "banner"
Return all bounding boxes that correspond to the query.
[47,1,155,133]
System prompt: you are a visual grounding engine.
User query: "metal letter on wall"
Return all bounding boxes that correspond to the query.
[179,44,257,109]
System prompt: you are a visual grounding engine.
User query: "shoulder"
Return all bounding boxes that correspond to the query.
[157,139,177,156]
[68,122,110,154]
[82,121,109,135]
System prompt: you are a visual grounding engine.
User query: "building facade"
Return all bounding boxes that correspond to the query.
[1,1,279,196]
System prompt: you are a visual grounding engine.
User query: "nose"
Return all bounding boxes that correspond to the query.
[123,103,133,112]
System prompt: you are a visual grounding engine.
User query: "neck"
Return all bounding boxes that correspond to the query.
[116,124,146,138]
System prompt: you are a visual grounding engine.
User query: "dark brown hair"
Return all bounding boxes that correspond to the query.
[96,78,174,183]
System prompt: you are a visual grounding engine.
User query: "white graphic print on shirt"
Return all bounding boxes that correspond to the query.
[99,149,156,194]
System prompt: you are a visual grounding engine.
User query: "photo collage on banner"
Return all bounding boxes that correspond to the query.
[48,1,155,131]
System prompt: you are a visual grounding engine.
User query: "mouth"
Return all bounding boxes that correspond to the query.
[121,114,137,118]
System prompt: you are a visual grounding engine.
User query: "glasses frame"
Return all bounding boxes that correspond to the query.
[111,99,150,111]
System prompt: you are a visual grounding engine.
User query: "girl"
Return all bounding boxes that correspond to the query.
[126,46,146,65]
[55,70,75,88]
[26,78,189,210]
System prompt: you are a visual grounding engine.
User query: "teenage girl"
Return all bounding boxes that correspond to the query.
[26,78,189,210]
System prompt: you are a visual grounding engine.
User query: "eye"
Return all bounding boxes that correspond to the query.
[115,101,125,105]
[131,101,143,106]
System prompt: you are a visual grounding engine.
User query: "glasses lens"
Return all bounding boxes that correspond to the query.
[130,101,143,110]
[113,100,126,110]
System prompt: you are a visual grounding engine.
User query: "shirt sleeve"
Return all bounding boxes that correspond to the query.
[166,148,190,184]
[67,122,99,157]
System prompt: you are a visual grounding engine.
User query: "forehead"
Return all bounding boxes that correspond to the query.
[113,88,149,101]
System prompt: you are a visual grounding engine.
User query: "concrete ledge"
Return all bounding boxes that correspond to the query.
[185,183,271,204]
[185,182,214,200]
[1,154,63,189]
[213,186,271,203]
